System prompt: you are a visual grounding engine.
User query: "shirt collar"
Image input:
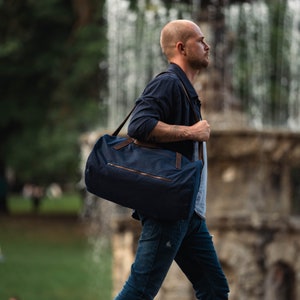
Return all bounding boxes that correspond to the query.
[167,63,199,99]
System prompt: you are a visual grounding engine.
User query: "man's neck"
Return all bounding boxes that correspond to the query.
[169,60,201,84]
[183,68,200,84]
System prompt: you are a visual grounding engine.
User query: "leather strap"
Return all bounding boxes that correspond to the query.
[169,73,204,161]
[176,152,182,169]
[113,138,134,150]
[113,138,183,169]
[135,139,182,169]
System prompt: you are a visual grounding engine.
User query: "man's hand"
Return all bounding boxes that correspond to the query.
[189,120,210,142]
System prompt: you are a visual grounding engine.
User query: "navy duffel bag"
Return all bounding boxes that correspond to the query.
[84,133,202,221]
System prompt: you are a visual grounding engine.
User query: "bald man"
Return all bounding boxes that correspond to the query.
[114,20,229,300]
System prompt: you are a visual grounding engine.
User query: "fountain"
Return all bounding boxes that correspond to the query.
[105,0,300,132]
[106,0,193,130]
[223,0,300,130]
[81,0,300,299]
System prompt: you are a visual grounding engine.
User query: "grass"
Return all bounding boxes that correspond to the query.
[0,193,113,300]
[8,192,83,215]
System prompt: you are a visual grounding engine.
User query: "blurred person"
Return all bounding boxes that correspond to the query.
[0,162,8,214]
[22,184,44,213]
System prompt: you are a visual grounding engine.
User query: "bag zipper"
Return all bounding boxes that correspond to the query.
[107,163,172,182]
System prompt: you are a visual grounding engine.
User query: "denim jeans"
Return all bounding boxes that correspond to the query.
[114,212,229,300]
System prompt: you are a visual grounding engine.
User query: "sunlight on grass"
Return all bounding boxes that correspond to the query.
[0,216,112,300]
[8,192,83,215]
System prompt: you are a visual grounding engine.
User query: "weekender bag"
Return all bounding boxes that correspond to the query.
[85,133,203,220]
[85,78,203,220]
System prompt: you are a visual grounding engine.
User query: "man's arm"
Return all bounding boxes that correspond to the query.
[147,120,210,143]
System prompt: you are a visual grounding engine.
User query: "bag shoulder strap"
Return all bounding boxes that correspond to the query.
[157,71,200,123]
[159,71,203,160]
[112,105,136,136]
[112,70,200,136]
[179,81,200,122]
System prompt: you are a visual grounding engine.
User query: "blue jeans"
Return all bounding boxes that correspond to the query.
[114,212,229,300]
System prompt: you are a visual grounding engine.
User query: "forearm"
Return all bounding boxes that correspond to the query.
[147,121,190,143]
[147,120,210,143]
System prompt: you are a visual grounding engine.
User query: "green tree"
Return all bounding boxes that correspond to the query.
[0,0,107,212]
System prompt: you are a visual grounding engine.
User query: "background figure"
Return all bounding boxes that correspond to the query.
[0,162,8,214]
[22,184,44,213]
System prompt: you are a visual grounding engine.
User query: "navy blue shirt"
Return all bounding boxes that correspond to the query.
[128,63,201,161]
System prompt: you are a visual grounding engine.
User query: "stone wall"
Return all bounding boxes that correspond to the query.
[109,130,300,300]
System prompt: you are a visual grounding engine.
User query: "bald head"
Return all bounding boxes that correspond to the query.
[160,20,200,60]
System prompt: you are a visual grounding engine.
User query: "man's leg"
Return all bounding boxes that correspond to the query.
[114,214,189,300]
[175,213,229,300]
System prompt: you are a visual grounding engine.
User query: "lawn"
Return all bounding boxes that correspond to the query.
[0,194,112,300]
[7,192,84,215]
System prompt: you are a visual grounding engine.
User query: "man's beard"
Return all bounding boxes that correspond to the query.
[189,56,209,70]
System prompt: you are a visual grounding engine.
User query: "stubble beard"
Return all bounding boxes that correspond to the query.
[190,57,209,71]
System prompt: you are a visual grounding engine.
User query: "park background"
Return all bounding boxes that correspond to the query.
[1,1,109,299]
[1,0,300,299]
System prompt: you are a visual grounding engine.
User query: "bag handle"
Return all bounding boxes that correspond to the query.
[174,75,203,160]
[157,71,201,123]
[177,78,201,122]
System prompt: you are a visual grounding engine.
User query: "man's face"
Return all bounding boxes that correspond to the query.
[185,26,210,70]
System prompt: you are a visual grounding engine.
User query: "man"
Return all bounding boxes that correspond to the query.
[114,19,229,300]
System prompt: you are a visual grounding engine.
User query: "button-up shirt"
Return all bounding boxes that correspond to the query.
[128,63,207,216]
[128,63,201,161]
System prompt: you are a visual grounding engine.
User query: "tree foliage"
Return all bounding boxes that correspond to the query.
[0,0,107,186]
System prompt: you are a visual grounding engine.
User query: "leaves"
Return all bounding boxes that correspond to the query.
[0,0,107,185]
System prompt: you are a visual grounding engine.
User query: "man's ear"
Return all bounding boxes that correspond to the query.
[176,42,186,55]
[180,43,186,55]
